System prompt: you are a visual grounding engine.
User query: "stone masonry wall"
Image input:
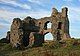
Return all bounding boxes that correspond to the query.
[6,7,71,48]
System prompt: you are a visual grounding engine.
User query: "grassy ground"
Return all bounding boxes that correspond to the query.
[0,38,80,56]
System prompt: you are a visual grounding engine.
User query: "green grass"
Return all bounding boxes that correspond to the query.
[0,38,80,56]
[0,43,20,56]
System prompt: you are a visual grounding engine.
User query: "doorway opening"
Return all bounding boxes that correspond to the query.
[44,21,53,41]
[57,22,62,29]
[22,33,30,47]
[44,32,54,41]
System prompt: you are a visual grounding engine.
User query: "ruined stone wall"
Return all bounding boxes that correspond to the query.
[6,7,71,47]
[10,18,23,47]
[35,7,70,40]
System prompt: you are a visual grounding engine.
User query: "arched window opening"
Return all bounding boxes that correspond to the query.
[44,21,52,30]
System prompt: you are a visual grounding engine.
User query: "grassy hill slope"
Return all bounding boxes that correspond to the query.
[0,38,80,56]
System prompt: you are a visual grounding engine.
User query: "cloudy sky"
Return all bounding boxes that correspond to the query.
[0,0,80,39]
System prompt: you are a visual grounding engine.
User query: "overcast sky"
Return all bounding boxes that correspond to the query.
[0,0,80,39]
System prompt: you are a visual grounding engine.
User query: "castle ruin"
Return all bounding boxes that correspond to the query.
[6,7,70,48]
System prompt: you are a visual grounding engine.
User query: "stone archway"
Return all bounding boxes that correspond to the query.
[43,21,54,41]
